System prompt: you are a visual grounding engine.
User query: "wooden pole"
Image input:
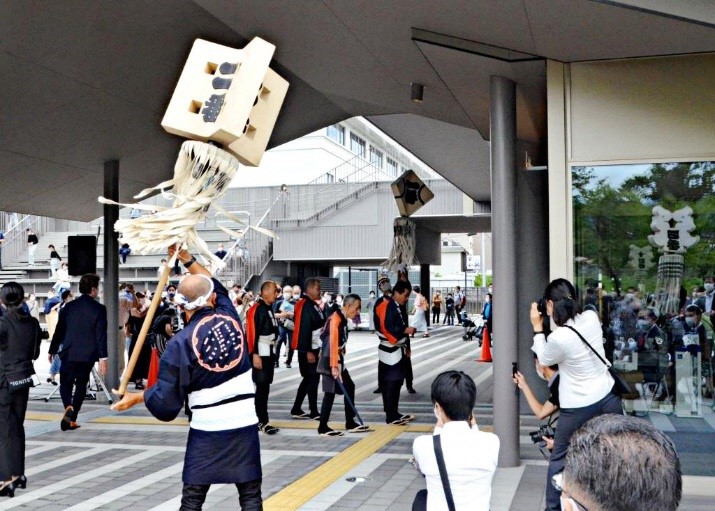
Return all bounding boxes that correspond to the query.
[116,251,177,396]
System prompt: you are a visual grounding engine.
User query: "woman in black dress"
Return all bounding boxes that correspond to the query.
[0,282,42,497]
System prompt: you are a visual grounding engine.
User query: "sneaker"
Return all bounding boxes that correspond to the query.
[291,410,310,419]
[309,413,321,421]
[346,424,372,433]
[318,427,344,437]
[259,423,279,435]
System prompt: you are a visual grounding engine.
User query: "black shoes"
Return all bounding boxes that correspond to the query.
[373,388,382,394]
[60,407,73,431]
[407,387,416,394]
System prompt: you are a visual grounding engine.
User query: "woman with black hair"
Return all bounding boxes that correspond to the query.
[531,278,622,511]
[0,282,42,497]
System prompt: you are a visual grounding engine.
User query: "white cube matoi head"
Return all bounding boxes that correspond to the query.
[161,38,289,167]
[391,170,434,217]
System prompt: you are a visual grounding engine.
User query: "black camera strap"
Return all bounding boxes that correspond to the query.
[433,435,456,511]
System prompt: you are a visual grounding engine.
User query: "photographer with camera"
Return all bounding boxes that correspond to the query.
[531,279,622,511]
[513,354,559,454]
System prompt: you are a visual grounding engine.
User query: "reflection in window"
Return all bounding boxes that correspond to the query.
[327,124,345,145]
[350,133,366,158]
[572,161,714,417]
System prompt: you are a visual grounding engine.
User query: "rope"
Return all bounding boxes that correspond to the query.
[98,141,242,272]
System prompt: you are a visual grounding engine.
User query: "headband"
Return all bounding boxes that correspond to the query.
[174,275,215,310]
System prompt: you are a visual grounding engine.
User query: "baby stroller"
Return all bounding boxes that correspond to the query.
[461,312,484,344]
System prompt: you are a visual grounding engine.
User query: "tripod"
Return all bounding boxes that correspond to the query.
[44,366,113,404]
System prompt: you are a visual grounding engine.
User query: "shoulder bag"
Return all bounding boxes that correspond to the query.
[563,325,630,397]
[433,434,457,511]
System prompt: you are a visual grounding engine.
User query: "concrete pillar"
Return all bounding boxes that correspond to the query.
[103,160,120,391]
[490,75,519,467]
[420,263,430,326]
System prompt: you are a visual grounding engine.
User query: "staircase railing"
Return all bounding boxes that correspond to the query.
[283,158,394,219]
[0,213,43,267]
[216,190,286,288]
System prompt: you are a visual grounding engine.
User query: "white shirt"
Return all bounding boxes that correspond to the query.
[532,310,613,408]
[413,421,499,511]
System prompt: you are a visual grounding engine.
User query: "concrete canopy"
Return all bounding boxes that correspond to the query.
[2,1,713,220]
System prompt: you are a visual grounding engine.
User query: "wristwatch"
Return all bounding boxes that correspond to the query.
[183,256,196,269]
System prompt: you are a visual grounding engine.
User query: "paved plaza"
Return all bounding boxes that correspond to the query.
[5,327,714,510]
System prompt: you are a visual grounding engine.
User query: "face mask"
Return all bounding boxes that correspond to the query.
[336,298,343,305]
[536,368,548,381]
[625,293,634,300]
[636,319,649,331]
[369,293,375,298]
[283,292,291,299]
[705,284,714,293]
[434,406,441,421]
[293,293,301,300]
[685,317,696,327]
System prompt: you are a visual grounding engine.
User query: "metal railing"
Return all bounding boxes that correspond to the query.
[0,213,43,267]
[283,157,394,219]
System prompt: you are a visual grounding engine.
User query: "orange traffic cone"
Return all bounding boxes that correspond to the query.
[147,347,160,388]
[479,326,492,362]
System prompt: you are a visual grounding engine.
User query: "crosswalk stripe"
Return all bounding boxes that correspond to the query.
[0,450,163,510]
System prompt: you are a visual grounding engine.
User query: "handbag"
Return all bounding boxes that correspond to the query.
[316,349,332,375]
[563,325,631,397]
[4,361,37,393]
[433,434,456,511]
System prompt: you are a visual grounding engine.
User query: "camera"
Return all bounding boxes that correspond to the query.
[536,297,548,316]
[529,424,555,444]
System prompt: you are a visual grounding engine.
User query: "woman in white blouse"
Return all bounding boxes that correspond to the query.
[531,278,623,511]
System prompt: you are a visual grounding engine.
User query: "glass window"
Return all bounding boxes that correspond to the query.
[369,147,383,168]
[350,133,366,158]
[386,157,398,176]
[572,161,714,416]
[326,124,345,145]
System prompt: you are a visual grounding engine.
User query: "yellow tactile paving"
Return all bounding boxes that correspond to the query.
[264,425,405,511]
[25,412,61,421]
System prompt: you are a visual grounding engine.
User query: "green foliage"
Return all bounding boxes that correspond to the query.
[573,162,715,296]
[473,274,492,287]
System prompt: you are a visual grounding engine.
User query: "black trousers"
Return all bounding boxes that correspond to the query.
[431,307,440,324]
[412,489,427,511]
[292,351,319,415]
[545,392,623,510]
[253,355,275,425]
[274,328,294,365]
[381,379,403,423]
[405,356,414,389]
[181,479,262,510]
[319,369,356,431]
[59,360,94,420]
[0,386,29,479]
